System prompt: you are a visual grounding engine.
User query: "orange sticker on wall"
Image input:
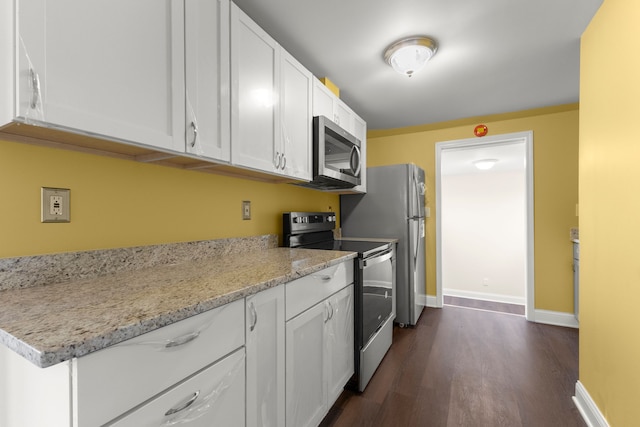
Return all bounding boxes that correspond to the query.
[474,124,488,137]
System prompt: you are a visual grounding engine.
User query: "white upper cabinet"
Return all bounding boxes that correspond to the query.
[230,3,312,181]
[312,79,354,134]
[312,80,335,124]
[185,0,231,162]
[280,50,312,181]
[16,0,186,152]
[231,3,280,174]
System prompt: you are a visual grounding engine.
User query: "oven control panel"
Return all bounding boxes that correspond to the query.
[283,212,336,236]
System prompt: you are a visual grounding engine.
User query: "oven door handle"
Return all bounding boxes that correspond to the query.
[363,249,393,267]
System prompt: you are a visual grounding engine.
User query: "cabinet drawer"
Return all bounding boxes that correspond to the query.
[285,260,354,320]
[109,347,245,427]
[74,299,244,426]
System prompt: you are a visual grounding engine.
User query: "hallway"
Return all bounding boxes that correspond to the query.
[321,305,584,426]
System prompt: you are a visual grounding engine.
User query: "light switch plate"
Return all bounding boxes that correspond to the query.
[42,187,70,223]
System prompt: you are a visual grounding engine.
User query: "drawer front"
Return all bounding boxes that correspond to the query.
[109,348,246,427]
[74,299,245,426]
[285,260,354,320]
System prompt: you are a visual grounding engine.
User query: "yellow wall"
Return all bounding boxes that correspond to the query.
[367,105,579,312]
[579,0,640,424]
[0,139,339,258]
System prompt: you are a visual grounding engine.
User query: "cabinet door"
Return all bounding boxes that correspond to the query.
[17,0,185,152]
[334,99,354,133]
[280,50,312,181]
[185,0,231,162]
[111,348,245,427]
[246,285,285,427]
[230,3,280,174]
[327,285,355,405]
[312,78,335,122]
[286,301,329,427]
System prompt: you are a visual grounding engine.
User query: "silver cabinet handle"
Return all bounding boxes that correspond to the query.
[274,152,282,169]
[328,301,334,320]
[323,301,331,323]
[165,331,200,348]
[165,390,200,416]
[249,302,258,332]
[189,121,198,148]
[30,68,40,109]
[281,154,286,170]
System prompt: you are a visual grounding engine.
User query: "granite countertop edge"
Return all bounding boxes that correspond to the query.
[0,249,357,368]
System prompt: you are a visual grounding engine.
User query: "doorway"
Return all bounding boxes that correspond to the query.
[435,131,534,321]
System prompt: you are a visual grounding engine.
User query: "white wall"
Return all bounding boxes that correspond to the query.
[442,169,526,304]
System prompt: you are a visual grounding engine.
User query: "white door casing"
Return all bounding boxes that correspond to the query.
[434,131,534,321]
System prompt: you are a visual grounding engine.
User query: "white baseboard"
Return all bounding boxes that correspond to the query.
[443,288,525,306]
[534,309,579,328]
[424,295,438,308]
[573,381,609,427]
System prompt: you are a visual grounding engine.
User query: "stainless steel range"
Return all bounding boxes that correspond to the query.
[283,212,395,392]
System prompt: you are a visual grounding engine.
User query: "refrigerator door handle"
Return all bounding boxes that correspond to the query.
[412,168,424,218]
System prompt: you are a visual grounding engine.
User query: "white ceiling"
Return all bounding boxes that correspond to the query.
[441,142,526,176]
[232,0,603,131]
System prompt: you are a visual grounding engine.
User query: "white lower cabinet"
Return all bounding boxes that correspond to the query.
[110,348,245,426]
[246,284,286,427]
[285,260,355,427]
[327,286,355,404]
[0,261,354,427]
[74,299,245,426]
[286,299,329,427]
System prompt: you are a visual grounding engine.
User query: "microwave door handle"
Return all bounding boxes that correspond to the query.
[350,145,362,177]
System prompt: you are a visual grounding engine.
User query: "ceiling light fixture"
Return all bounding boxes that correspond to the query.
[384,36,437,77]
[473,159,499,170]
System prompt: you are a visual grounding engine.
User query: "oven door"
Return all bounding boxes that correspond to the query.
[361,248,394,345]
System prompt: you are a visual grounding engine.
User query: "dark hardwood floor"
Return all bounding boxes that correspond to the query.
[321,304,584,427]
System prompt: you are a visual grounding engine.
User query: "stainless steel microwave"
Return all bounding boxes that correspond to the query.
[299,115,361,190]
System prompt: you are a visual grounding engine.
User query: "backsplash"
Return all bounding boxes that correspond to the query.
[0,234,278,291]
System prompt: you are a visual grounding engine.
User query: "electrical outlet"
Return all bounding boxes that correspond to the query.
[242,200,251,220]
[41,187,70,223]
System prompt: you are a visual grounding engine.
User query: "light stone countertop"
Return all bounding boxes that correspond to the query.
[0,247,356,368]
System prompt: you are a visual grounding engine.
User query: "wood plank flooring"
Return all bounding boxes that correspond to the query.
[321,304,584,427]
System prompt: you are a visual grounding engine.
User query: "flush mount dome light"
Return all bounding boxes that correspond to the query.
[384,36,437,77]
[473,159,499,170]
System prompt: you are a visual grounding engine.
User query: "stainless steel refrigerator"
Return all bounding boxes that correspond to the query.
[340,164,426,326]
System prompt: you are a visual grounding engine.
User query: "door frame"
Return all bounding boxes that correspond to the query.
[434,131,534,321]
